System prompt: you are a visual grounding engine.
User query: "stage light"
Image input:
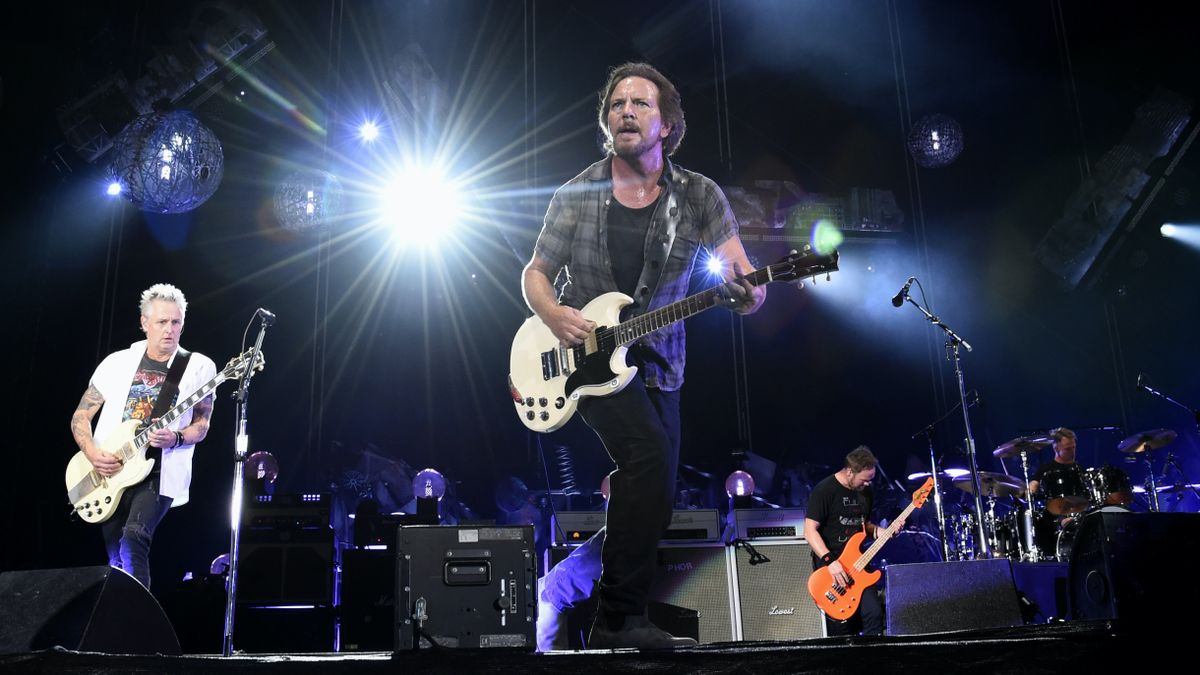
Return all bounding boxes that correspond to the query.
[1161,223,1177,237]
[907,113,964,168]
[703,249,725,277]
[413,468,447,500]
[106,181,123,196]
[725,470,756,498]
[378,167,462,246]
[358,120,380,142]
[811,219,844,255]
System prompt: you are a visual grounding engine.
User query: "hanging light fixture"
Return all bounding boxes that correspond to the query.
[108,109,224,213]
[907,113,964,169]
[273,169,344,233]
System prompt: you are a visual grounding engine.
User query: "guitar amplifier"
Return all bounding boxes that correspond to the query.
[551,509,721,546]
[730,539,826,640]
[732,508,807,540]
[240,493,334,605]
[395,525,537,650]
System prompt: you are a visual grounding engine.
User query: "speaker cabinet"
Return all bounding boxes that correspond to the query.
[239,527,335,605]
[0,566,181,655]
[646,543,735,644]
[1069,512,1200,627]
[885,559,1023,635]
[730,540,826,640]
[339,548,396,652]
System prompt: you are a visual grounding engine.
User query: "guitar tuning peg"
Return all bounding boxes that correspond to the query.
[789,249,798,256]
[826,272,831,281]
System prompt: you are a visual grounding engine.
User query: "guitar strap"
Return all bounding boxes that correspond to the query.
[144,347,191,475]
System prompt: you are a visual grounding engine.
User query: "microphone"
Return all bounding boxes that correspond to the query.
[891,277,916,307]
[255,308,276,326]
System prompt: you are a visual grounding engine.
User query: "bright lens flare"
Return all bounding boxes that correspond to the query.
[1161,223,1177,237]
[378,168,462,246]
[812,219,844,255]
[704,249,725,277]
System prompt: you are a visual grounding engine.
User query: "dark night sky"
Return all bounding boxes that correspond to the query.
[1,1,1196,587]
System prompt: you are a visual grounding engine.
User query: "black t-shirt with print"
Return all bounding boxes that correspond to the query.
[807,473,874,569]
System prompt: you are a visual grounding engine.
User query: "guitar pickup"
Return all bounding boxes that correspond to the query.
[824,591,837,602]
[540,349,560,380]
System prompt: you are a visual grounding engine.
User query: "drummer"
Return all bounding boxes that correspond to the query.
[1027,427,1081,524]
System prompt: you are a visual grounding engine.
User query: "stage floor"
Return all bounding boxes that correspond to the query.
[0,621,1140,675]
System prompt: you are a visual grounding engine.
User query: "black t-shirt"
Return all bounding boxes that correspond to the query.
[806,473,874,568]
[122,352,173,425]
[606,194,661,298]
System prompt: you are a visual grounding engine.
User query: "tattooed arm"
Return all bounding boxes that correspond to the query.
[177,395,213,446]
[71,384,121,476]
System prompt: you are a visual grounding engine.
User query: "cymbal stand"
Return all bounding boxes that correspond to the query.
[1143,448,1162,513]
[1016,449,1042,562]
[912,391,979,559]
[1163,451,1200,502]
[983,492,1002,557]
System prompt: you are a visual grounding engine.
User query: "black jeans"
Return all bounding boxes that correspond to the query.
[578,375,681,621]
[825,586,884,636]
[100,475,173,590]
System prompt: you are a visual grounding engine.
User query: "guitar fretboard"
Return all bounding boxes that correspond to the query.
[119,372,230,460]
[611,266,774,347]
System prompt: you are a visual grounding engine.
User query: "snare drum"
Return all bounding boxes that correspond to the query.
[1040,464,1090,515]
[1086,464,1133,507]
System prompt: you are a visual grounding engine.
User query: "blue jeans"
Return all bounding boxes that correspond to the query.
[578,376,681,621]
[100,476,173,589]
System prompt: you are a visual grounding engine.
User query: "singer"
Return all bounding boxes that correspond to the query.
[68,283,217,589]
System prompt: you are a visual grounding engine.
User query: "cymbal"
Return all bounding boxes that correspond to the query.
[1117,428,1177,454]
[907,468,970,481]
[953,471,1024,497]
[993,435,1052,459]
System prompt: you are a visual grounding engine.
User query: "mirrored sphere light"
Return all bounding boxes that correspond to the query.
[725,470,756,498]
[109,110,224,213]
[273,169,345,234]
[413,468,447,500]
[907,113,964,169]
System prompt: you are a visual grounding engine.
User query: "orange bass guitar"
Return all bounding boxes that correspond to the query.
[806,478,933,621]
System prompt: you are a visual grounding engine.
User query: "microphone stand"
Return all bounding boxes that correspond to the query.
[1137,378,1200,435]
[912,392,979,562]
[900,291,990,558]
[222,313,271,657]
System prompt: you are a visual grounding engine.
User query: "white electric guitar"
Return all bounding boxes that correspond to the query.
[65,348,265,523]
[508,248,839,432]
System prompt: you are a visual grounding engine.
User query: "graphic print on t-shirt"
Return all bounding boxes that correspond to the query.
[122,354,172,424]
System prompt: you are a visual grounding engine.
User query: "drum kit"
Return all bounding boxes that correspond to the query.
[924,427,1180,563]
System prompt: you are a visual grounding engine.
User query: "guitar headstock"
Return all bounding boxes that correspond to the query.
[223,349,267,379]
[762,247,840,284]
[912,477,934,508]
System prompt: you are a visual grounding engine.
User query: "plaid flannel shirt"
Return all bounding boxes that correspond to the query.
[533,155,737,391]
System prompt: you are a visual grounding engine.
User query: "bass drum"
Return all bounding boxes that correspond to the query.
[1055,505,1131,561]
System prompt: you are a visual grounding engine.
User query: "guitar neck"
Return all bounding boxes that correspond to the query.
[852,499,920,572]
[130,373,228,451]
[613,266,773,346]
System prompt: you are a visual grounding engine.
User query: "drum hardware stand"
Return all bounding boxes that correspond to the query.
[1015,449,1042,562]
[911,390,980,562]
[222,308,272,657]
[1162,451,1200,502]
[897,281,989,557]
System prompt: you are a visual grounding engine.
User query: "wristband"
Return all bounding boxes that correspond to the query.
[174,431,184,448]
[821,552,835,565]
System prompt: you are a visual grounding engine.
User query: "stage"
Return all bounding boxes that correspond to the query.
[0,622,1140,675]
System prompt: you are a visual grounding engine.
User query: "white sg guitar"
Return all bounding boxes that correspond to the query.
[65,349,265,523]
[508,249,839,432]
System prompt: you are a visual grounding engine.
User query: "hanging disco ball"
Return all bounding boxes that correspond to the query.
[109,110,224,213]
[273,169,345,233]
[907,113,964,169]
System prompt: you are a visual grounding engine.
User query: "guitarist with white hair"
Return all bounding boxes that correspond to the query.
[69,283,216,589]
